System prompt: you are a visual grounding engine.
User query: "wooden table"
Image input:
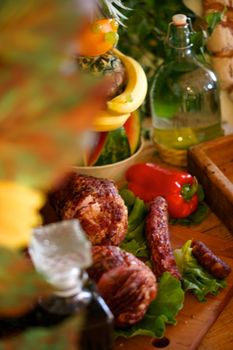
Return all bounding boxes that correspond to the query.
[190,214,233,350]
[169,123,233,349]
[122,140,233,350]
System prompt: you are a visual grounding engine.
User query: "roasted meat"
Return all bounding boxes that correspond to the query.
[88,245,148,282]
[146,196,181,280]
[88,245,157,327]
[51,173,128,246]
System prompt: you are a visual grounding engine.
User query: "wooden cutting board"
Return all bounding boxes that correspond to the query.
[188,134,233,234]
[114,226,233,350]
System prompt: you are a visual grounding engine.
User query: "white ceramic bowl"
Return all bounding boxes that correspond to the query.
[73,140,145,183]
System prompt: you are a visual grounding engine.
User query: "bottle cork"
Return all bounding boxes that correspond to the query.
[172,14,187,26]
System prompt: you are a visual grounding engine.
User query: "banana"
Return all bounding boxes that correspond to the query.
[107,49,148,115]
[92,49,147,131]
[92,109,130,132]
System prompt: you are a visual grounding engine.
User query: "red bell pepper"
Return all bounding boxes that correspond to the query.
[126,163,198,218]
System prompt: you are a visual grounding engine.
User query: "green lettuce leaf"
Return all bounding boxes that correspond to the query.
[205,10,226,35]
[120,238,149,259]
[174,240,227,302]
[115,272,184,339]
[120,192,149,259]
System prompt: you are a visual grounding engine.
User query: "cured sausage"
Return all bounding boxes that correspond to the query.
[146,196,181,279]
[191,240,231,279]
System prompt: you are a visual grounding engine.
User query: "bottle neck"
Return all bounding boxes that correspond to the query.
[168,23,193,58]
[52,270,88,298]
[37,272,91,316]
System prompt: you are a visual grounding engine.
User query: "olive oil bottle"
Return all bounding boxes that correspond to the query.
[150,14,222,166]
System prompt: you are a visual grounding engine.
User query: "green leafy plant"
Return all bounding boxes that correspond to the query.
[117,1,224,81]
[118,0,193,78]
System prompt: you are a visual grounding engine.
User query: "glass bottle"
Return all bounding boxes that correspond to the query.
[30,219,114,350]
[0,220,114,350]
[150,14,222,166]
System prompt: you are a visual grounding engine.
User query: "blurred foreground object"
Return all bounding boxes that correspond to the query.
[0,1,113,348]
[30,220,92,294]
[0,181,45,249]
[0,0,110,189]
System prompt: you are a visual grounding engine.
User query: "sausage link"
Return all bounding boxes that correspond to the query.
[191,240,231,279]
[146,196,181,279]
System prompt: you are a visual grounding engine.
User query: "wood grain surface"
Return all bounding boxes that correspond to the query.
[188,134,233,234]
[114,226,233,350]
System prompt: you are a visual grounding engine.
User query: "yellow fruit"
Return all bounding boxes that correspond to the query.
[0,181,45,249]
[107,49,148,114]
[91,49,147,132]
[92,110,130,132]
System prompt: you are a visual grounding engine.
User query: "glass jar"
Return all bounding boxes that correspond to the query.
[150,14,222,166]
